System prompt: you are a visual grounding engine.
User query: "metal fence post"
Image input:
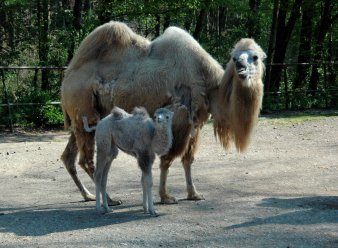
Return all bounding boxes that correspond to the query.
[323,64,328,108]
[283,64,289,110]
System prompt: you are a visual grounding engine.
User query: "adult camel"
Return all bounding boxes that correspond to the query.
[61,21,266,204]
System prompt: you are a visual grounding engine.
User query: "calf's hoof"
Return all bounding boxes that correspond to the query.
[145,209,158,217]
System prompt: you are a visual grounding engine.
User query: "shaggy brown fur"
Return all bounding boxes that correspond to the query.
[61,21,266,204]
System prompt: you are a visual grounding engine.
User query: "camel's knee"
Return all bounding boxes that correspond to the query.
[181,132,200,167]
[61,133,78,162]
[74,128,96,176]
[182,153,194,167]
[142,172,153,186]
[160,156,173,171]
[61,133,78,175]
[78,154,95,174]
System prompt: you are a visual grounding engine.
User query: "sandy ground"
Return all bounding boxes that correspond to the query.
[0,114,338,247]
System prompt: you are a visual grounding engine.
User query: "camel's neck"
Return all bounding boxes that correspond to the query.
[152,124,173,156]
[208,68,263,152]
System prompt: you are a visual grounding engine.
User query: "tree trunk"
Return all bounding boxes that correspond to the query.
[38,0,50,91]
[155,14,161,37]
[218,7,227,36]
[193,0,211,40]
[247,0,261,39]
[0,0,6,56]
[73,0,82,30]
[308,0,337,94]
[264,0,280,92]
[83,0,90,12]
[163,14,170,31]
[327,32,336,88]
[183,13,192,31]
[97,0,111,25]
[293,0,313,90]
[268,0,302,92]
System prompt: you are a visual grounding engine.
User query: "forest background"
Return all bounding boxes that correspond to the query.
[0,0,337,128]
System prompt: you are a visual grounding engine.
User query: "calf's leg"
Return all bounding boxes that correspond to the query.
[138,153,157,216]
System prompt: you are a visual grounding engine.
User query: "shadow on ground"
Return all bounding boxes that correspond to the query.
[0,129,67,143]
[225,196,338,230]
[0,201,155,236]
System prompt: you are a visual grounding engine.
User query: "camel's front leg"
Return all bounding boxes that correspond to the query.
[139,154,157,216]
[181,132,204,201]
[159,157,178,204]
[141,171,157,216]
[146,169,157,216]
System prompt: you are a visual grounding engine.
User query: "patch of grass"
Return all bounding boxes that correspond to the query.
[203,110,338,127]
[261,110,338,126]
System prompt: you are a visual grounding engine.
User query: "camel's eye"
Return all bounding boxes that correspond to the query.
[166,116,169,120]
[253,55,258,62]
[232,57,237,63]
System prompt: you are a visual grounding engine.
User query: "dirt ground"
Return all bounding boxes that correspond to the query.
[0,113,338,248]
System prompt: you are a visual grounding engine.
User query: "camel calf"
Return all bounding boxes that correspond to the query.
[94,106,173,215]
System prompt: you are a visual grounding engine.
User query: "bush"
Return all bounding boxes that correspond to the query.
[1,90,64,128]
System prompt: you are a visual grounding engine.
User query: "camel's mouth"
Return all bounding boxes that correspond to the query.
[156,114,166,123]
[237,69,248,79]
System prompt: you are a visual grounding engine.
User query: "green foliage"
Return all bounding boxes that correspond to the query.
[0,69,64,128]
[0,0,337,129]
[6,90,63,128]
[4,0,29,6]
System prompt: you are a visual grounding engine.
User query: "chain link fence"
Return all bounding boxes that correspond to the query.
[1,63,337,131]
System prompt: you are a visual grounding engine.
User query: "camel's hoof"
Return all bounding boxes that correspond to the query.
[102,208,112,214]
[187,193,205,201]
[160,195,178,204]
[149,211,159,217]
[108,198,122,206]
[144,208,158,217]
[96,207,111,214]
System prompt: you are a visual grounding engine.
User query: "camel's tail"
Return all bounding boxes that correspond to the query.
[82,116,97,133]
[62,108,71,130]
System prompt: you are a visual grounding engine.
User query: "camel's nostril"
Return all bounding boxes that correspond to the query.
[236,61,247,71]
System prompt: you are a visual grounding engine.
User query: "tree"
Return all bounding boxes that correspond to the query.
[193,0,211,40]
[264,0,280,92]
[293,0,314,90]
[266,0,303,92]
[247,0,261,39]
[37,0,50,91]
[308,0,338,94]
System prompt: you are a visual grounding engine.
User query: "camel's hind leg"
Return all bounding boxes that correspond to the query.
[62,129,121,205]
[75,128,122,206]
[95,137,118,213]
[182,129,204,201]
[61,132,94,201]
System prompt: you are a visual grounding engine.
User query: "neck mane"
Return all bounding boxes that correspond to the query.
[211,61,263,152]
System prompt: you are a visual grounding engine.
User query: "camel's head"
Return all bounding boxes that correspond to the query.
[230,38,266,87]
[153,108,174,125]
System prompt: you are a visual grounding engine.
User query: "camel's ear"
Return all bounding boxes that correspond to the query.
[261,51,267,60]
